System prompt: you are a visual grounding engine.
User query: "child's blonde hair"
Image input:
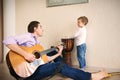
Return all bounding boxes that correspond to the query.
[78,16,88,25]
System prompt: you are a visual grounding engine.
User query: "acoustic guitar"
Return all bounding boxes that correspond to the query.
[8,44,59,77]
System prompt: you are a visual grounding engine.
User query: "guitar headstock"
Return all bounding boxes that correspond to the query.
[61,42,67,49]
[50,43,66,50]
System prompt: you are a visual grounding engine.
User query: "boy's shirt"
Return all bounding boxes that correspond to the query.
[73,27,87,46]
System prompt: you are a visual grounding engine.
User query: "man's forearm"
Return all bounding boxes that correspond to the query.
[6,44,27,57]
[48,52,61,62]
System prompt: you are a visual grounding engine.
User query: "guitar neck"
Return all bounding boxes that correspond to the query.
[34,47,58,59]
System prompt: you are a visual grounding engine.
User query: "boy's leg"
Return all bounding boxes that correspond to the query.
[77,43,86,68]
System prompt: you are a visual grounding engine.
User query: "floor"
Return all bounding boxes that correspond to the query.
[0,62,120,80]
[0,62,15,80]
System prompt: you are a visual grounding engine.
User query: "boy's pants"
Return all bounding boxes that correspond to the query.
[77,43,86,68]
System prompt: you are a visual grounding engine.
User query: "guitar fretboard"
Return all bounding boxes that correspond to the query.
[34,47,58,58]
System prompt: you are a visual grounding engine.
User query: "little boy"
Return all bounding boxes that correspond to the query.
[73,16,88,69]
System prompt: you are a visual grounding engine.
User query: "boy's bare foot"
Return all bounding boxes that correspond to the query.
[91,69,109,80]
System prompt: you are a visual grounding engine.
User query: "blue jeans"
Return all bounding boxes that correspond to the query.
[77,43,87,68]
[26,62,91,80]
[26,49,91,80]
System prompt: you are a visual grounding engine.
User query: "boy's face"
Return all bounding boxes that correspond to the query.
[77,19,85,28]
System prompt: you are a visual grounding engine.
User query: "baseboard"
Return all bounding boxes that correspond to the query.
[86,66,120,73]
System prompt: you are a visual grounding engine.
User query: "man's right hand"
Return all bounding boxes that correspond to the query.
[6,44,36,62]
[23,53,36,62]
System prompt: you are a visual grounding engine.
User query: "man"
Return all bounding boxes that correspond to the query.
[3,21,108,80]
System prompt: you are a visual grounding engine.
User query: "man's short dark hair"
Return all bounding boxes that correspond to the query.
[28,21,40,33]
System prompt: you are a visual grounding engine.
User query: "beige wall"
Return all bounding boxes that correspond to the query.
[3,0,15,61]
[4,0,120,69]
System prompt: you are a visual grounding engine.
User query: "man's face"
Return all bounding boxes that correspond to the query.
[35,24,44,37]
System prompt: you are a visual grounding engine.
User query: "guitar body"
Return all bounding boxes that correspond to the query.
[8,44,48,77]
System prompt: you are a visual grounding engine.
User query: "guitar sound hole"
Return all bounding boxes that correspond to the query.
[34,52,40,59]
